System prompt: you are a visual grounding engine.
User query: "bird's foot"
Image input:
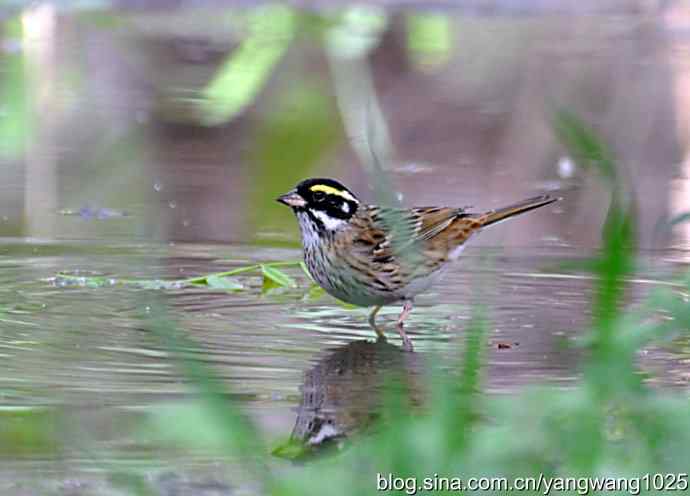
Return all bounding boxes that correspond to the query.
[397,300,414,352]
[397,326,414,352]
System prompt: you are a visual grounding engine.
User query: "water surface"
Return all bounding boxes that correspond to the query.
[0,240,687,493]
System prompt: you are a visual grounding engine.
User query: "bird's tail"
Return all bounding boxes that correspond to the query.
[478,195,560,228]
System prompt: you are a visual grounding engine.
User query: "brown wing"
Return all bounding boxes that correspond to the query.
[335,204,500,295]
[336,197,559,294]
[347,205,479,266]
[354,194,560,260]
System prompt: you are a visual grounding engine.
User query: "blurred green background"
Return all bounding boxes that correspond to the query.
[2,1,688,249]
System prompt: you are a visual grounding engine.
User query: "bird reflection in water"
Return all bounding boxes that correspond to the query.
[289,339,424,457]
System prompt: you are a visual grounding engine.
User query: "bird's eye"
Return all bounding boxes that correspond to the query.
[312,191,326,202]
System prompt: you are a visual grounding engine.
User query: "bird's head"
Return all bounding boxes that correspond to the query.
[277,178,360,232]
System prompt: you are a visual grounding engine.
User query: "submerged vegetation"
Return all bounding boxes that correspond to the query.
[52,260,307,292]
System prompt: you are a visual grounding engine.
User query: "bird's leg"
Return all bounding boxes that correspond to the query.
[368,305,386,342]
[396,300,414,352]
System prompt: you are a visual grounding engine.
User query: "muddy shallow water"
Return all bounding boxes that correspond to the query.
[0,240,688,494]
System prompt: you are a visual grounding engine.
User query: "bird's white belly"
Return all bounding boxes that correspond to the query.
[396,266,448,300]
[448,243,466,260]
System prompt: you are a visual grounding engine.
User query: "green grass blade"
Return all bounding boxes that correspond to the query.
[206,274,244,291]
[261,264,297,288]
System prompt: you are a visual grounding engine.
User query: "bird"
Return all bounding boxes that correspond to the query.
[277,178,560,351]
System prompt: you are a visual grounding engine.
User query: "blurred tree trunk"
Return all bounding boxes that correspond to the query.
[23,4,57,238]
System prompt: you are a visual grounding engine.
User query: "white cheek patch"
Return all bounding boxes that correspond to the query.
[311,209,346,231]
[308,423,339,445]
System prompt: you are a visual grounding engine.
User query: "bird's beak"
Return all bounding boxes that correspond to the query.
[276,190,306,208]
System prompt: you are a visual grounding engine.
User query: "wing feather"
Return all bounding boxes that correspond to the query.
[349,206,468,261]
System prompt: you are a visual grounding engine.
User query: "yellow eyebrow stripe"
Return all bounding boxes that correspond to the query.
[310,184,356,201]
